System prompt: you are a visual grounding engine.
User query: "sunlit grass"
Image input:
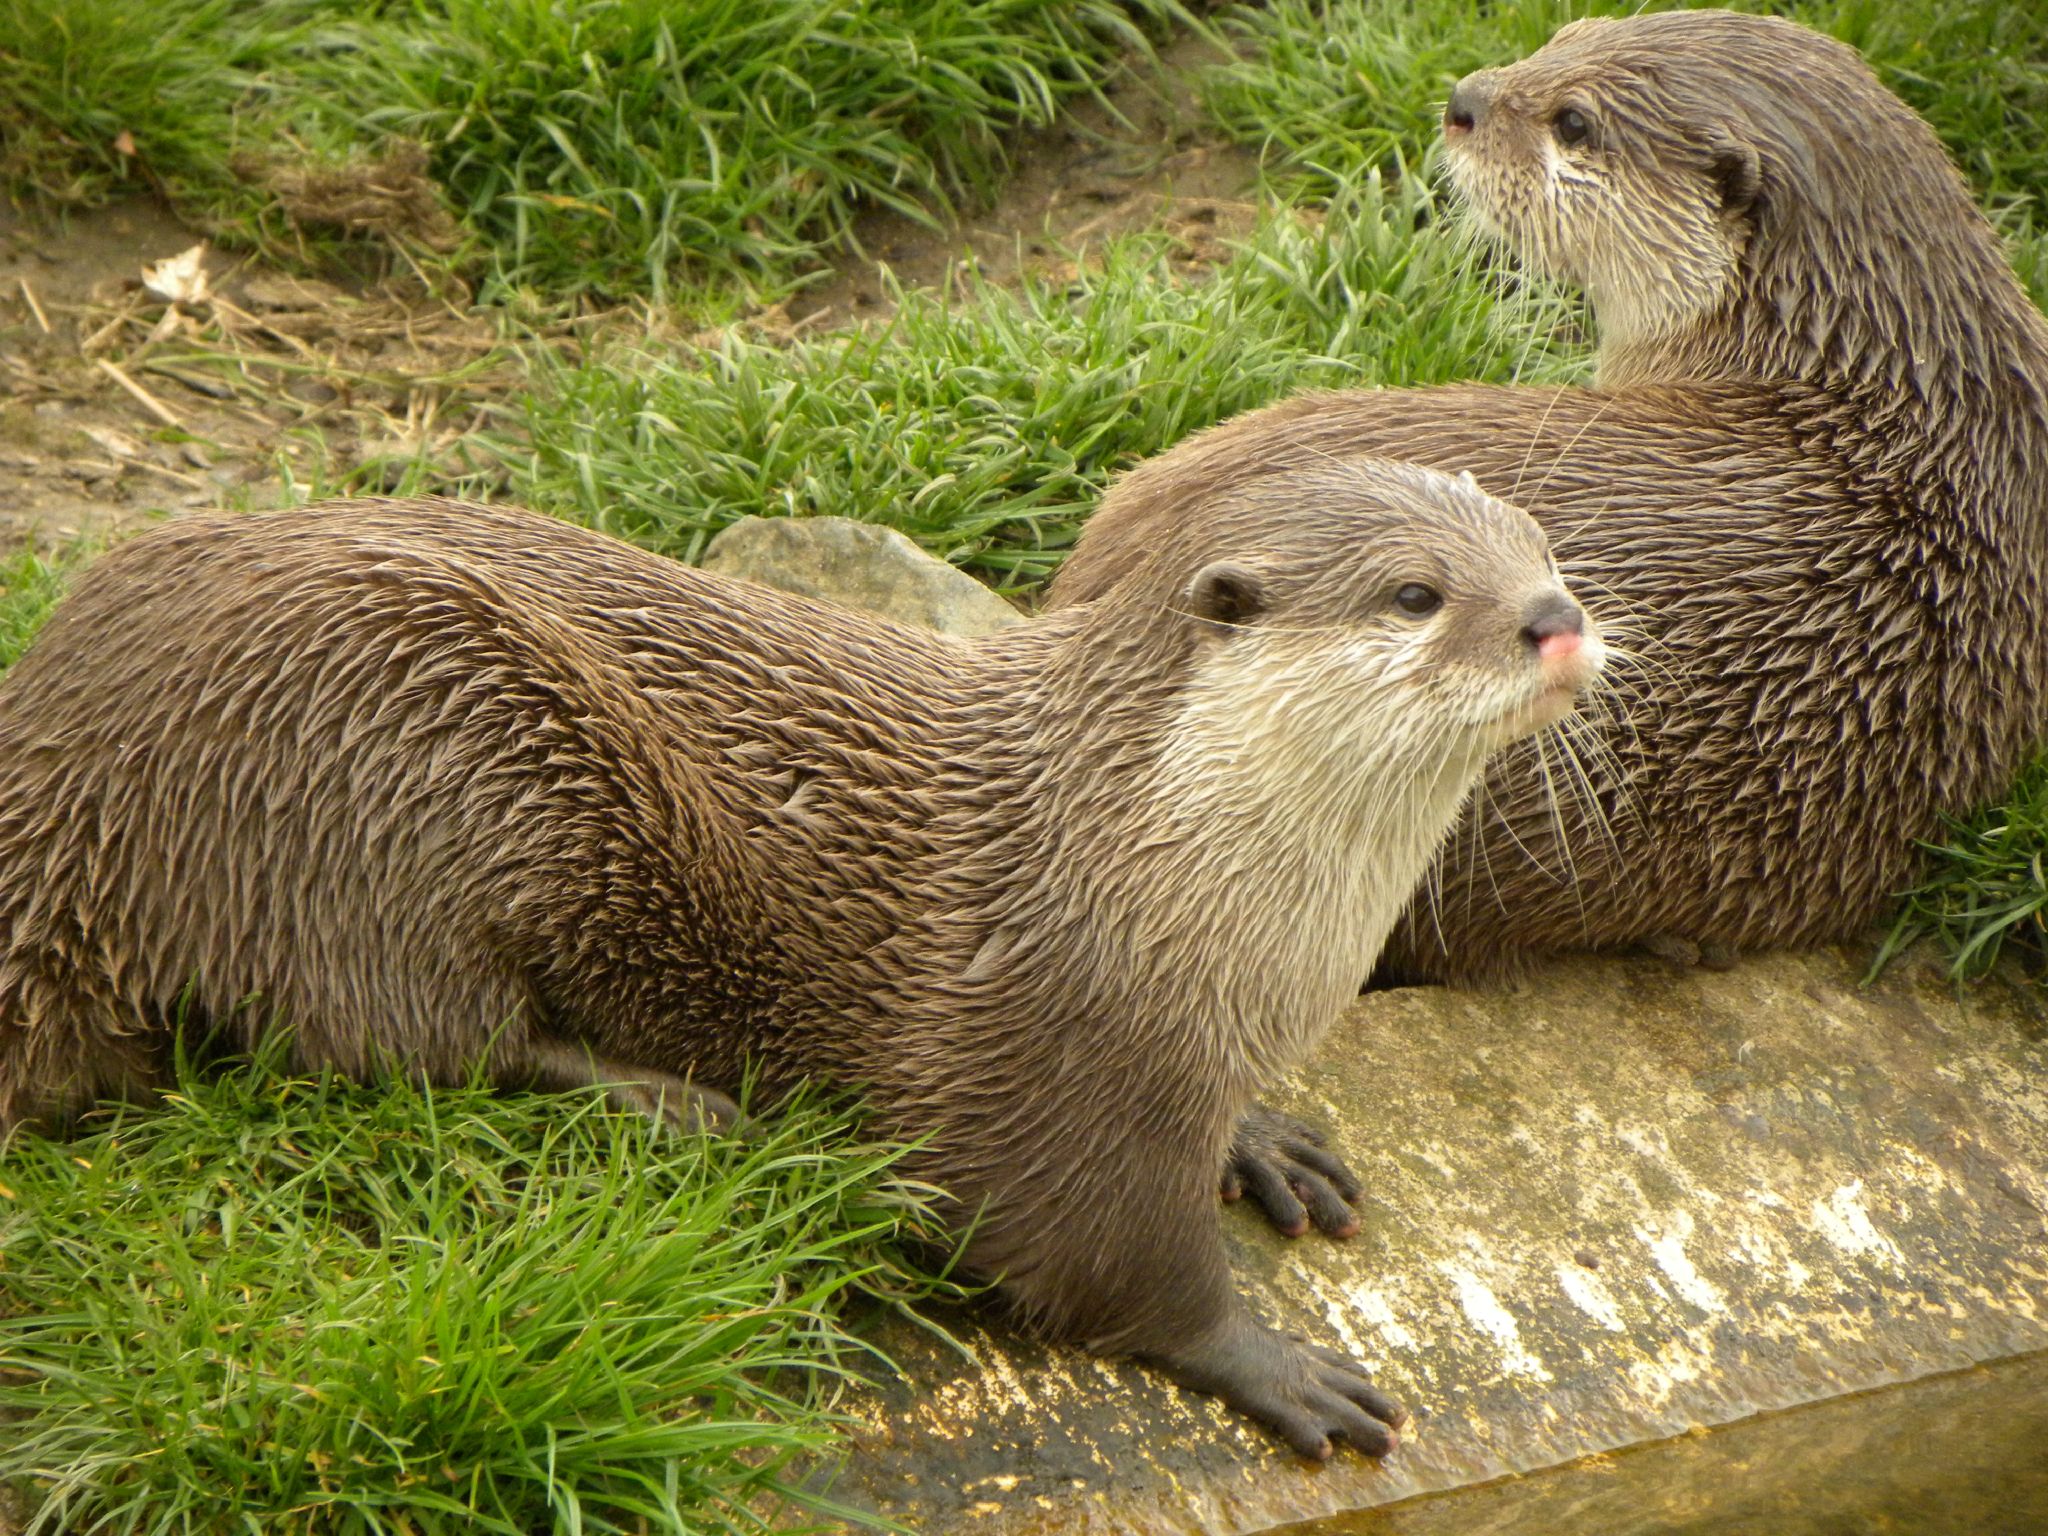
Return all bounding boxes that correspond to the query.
[499,178,1583,591]
[0,1045,948,1534]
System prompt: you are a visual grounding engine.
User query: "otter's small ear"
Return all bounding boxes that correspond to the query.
[1186,561,1266,628]
[1710,141,1762,217]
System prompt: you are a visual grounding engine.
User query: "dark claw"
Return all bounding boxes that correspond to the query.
[1306,1341,1408,1427]
[1226,1102,1363,1238]
[1238,1151,1311,1236]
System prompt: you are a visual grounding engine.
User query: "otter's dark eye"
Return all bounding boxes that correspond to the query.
[1394,583,1442,617]
[1553,108,1592,147]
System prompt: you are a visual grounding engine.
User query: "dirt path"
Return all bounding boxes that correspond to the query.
[0,197,519,551]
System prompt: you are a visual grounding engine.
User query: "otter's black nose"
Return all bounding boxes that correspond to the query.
[1521,593,1585,650]
[1444,73,1497,137]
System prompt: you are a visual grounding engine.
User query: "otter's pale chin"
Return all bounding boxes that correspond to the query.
[1489,683,1584,747]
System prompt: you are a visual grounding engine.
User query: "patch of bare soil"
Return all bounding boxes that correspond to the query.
[0,199,509,550]
[790,29,1263,328]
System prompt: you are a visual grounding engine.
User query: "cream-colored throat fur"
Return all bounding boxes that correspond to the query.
[1136,630,1493,1085]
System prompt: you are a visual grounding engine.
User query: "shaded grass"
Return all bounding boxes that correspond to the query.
[0,0,304,212]
[0,1044,947,1534]
[502,178,1583,589]
[0,0,1183,300]
[320,0,1182,301]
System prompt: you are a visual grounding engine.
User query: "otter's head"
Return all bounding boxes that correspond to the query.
[1129,458,1603,806]
[1442,11,2001,385]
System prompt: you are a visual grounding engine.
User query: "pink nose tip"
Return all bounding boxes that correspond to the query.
[1537,631,1583,662]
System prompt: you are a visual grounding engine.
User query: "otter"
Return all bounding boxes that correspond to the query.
[1049,11,2048,997]
[0,470,1600,1459]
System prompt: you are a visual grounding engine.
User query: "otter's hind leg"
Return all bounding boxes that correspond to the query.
[516,1036,742,1134]
[339,552,778,1135]
[0,978,169,1137]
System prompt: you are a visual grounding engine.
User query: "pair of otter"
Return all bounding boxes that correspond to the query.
[1056,10,2048,986]
[2,9,2043,1461]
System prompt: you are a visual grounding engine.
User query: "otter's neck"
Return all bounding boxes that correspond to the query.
[982,623,1489,1101]
[1630,212,2048,409]
[1602,163,2048,563]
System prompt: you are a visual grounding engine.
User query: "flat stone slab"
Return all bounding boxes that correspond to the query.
[1265,1349,2048,1535]
[701,515,1023,636]
[822,947,2048,1533]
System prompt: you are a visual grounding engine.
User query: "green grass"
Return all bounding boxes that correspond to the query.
[0,0,1183,300]
[1880,780,2048,981]
[0,0,303,211]
[0,548,73,670]
[321,0,1182,301]
[0,1046,946,1534]
[497,177,1582,589]
[1197,0,2048,214]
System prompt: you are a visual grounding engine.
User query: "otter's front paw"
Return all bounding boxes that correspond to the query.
[1155,1317,1405,1460]
[1224,1103,1362,1238]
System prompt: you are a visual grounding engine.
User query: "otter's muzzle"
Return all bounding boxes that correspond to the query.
[1521,592,1587,662]
[1444,71,1501,138]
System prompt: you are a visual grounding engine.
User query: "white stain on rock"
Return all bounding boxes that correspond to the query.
[1811,1179,1906,1265]
[1556,1263,1626,1331]
[1637,1214,1728,1315]
[1440,1262,1552,1381]
[1345,1284,1419,1352]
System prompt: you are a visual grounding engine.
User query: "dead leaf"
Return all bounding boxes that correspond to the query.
[535,193,615,219]
[80,424,145,459]
[141,243,211,307]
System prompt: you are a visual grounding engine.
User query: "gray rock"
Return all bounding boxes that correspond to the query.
[822,947,2048,1534]
[700,516,1023,637]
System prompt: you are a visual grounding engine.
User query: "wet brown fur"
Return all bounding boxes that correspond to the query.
[0,465,1589,1454]
[1048,11,2048,983]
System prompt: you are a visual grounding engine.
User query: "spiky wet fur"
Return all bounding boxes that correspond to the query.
[1049,10,2048,984]
[0,467,1584,1377]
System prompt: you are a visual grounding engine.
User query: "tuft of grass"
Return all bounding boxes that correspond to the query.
[500,177,1584,589]
[1198,0,2048,214]
[0,0,325,227]
[0,1046,946,1534]
[1199,0,1579,200]
[1878,759,2048,981]
[0,0,1184,300]
[316,0,1183,300]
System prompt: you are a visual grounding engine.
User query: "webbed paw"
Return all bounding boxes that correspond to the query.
[1154,1316,1405,1460]
[1224,1102,1362,1238]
